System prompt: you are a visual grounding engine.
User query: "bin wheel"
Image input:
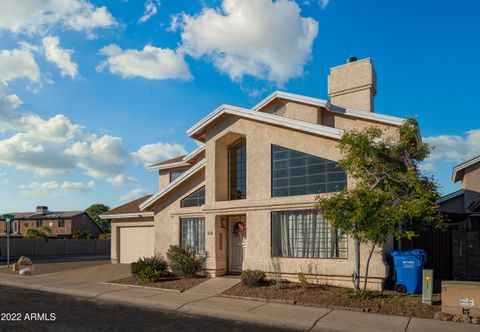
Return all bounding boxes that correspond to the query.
[394,284,407,293]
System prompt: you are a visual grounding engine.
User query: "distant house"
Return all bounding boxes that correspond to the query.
[438,156,480,281]
[0,206,104,238]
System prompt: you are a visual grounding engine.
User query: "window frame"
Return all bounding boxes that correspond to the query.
[180,186,205,208]
[270,210,348,259]
[180,217,205,254]
[228,138,247,200]
[58,219,65,227]
[36,220,43,228]
[271,145,347,198]
[170,169,187,182]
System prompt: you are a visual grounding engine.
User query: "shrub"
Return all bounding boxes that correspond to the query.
[25,226,52,240]
[166,245,204,277]
[131,256,169,278]
[241,269,266,287]
[137,266,171,282]
[98,233,111,240]
[297,272,309,287]
[72,230,93,239]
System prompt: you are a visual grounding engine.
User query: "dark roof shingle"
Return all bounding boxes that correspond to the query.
[101,195,152,216]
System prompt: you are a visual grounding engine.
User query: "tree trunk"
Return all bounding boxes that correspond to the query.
[362,243,376,293]
[352,238,361,293]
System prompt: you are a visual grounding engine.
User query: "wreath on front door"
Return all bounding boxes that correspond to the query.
[232,221,246,238]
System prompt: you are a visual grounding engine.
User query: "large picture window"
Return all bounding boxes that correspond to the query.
[180,217,205,254]
[180,186,205,208]
[272,145,347,197]
[271,210,347,258]
[228,138,246,200]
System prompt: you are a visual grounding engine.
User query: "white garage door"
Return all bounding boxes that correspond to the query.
[119,226,154,264]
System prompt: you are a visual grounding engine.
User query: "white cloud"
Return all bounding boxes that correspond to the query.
[0,45,40,82]
[42,36,78,78]
[65,134,131,178]
[0,0,117,36]
[139,0,160,23]
[319,0,330,9]
[133,142,187,165]
[121,188,149,201]
[0,82,23,128]
[107,174,138,186]
[424,129,480,166]
[98,44,192,80]
[175,0,318,84]
[20,180,95,197]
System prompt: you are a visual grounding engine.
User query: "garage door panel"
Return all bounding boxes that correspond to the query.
[119,226,154,264]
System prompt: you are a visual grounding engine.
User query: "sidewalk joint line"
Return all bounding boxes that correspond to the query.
[246,302,268,312]
[175,295,214,311]
[404,317,412,331]
[305,308,334,332]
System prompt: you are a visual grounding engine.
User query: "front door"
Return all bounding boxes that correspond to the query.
[229,216,246,272]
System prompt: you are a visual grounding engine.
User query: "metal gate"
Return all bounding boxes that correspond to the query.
[452,230,480,280]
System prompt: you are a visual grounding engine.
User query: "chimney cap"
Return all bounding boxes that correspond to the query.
[347,56,358,63]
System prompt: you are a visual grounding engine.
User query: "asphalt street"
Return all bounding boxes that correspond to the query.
[0,285,296,332]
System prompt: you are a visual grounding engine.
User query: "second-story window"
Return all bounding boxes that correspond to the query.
[36,220,43,227]
[58,219,65,227]
[181,186,205,207]
[228,138,246,200]
[170,169,187,182]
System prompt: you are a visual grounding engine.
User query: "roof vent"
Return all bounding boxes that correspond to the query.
[347,56,357,63]
[36,206,49,215]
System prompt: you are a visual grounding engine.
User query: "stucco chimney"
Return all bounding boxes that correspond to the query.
[328,57,377,112]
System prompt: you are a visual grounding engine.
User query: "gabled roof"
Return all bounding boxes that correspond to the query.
[436,189,464,204]
[187,104,343,142]
[140,159,206,210]
[329,105,405,126]
[252,90,329,111]
[0,211,84,220]
[100,195,153,219]
[147,145,206,171]
[453,155,480,182]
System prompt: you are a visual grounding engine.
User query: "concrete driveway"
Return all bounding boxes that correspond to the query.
[36,262,131,283]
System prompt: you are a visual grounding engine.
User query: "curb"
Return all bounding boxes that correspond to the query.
[101,282,182,293]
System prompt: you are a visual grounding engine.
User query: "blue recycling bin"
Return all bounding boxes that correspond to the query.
[391,249,426,294]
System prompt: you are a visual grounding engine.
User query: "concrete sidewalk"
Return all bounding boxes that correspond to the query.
[0,271,477,331]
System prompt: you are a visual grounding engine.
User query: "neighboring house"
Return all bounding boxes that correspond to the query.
[0,206,104,238]
[107,57,412,289]
[430,156,480,281]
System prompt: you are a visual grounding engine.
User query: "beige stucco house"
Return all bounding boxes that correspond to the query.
[105,57,412,289]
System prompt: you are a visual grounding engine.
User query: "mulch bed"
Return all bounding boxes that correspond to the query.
[111,276,208,292]
[223,281,441,319]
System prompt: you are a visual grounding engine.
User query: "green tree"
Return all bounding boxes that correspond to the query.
[316,118,444,294]
[72,230,93,239]
[25,226,52,240]
[85,203,110,232]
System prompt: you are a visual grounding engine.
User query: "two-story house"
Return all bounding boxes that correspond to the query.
[0,206,104,238]
[105,57,412,289]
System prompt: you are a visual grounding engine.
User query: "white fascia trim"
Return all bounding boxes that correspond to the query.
[147,161,190,171]
[99,212,154,219]
[183,144,205,163]
[140,159,206,210]
[187,105,343,140]
[436,189,464,204]
[452,156,480,182]
[329,105,406,126]
[252,90,329,111]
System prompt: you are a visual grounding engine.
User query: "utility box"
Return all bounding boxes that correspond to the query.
[422,269,434,305]
[442,280,480,316]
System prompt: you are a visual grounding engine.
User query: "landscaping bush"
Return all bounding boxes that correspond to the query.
[98,233,111,240]
[166,245,204,277]
[241,269,266,287]
[137,266,171,282]
[72,230,93,239]
[131,256,169,277]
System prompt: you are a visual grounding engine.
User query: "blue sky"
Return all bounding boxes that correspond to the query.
[0,0,479,212]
